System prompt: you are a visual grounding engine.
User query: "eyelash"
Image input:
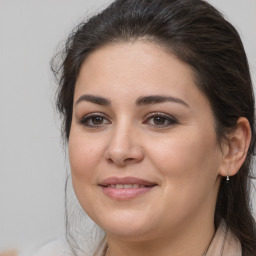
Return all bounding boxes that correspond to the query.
[144,112,178,128]
[79,113,110,127]
[79,112,178,128]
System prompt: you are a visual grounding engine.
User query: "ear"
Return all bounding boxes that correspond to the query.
[218,117,252,177]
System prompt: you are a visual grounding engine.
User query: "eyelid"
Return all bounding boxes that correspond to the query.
[145,112,177,120]
[79,112,111,126]
[77,111,178,128]
[143,112,178,126]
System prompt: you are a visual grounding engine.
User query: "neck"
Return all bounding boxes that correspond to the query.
[106,216,215,256]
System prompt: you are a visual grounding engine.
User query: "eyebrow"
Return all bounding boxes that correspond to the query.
[136,95,190,108]
[75,94,190,108]
[75,94,111,106]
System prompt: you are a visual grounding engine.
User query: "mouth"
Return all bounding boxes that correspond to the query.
[103,184,154,189]
[99,177,157,200]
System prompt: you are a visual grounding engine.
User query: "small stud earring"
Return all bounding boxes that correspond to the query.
[226,175,230,183]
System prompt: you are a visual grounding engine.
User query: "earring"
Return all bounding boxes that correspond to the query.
[226,175,230,183]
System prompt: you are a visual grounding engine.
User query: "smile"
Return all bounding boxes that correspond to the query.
[105,184,152,189]
[99,177,157,200]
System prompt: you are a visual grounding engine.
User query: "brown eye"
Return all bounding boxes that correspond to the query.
[91,116,104,125]
[80,114,110,127]
[153,116,167,126]
[144,113,177,128]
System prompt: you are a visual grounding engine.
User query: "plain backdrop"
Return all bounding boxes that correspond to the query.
[0,0,256,253]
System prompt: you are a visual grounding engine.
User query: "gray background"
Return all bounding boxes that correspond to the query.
[0,0,255,252]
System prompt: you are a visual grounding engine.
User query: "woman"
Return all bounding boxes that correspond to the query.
[51,0,256,255]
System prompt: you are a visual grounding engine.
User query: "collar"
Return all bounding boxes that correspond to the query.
[93,221,242,256]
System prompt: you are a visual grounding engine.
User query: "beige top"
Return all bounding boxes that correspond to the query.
[93,221,242,256]
[0,250,18,256]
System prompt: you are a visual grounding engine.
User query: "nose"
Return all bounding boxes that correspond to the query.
[104,124,144,167]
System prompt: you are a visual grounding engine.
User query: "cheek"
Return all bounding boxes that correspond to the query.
[148,127,220,183]
[68,131,104,182]
[68,131,105,215]
[146,131,220,221]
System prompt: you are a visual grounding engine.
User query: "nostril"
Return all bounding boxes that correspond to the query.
[125,158,136,162]
[106,158,114,164]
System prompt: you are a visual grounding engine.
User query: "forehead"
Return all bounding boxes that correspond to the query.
[75,41,208,108]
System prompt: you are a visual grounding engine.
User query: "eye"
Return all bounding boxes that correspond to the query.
[144,113,177,127]
[79,113,110,127]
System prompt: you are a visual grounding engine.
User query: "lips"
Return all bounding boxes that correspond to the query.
[100,176,157,187]
[107,184,147,189]
[99,177,157,200]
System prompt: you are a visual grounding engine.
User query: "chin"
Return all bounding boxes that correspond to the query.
[93,211,160,241]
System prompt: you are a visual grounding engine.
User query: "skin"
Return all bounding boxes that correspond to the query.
[0,251,18,256]
[68,41,251,256]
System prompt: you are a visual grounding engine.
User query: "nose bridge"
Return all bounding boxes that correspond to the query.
[105,117,143,166]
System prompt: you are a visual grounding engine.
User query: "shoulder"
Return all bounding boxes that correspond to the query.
[0,250,18,256]
[18,238,72,256]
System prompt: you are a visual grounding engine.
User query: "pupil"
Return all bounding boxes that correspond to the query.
[154,116,165,125]
[92,116,103,124]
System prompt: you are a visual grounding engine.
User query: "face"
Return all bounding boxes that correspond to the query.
[69,41,224,242]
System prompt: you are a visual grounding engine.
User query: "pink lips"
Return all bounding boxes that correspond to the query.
[99,177,157,200]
